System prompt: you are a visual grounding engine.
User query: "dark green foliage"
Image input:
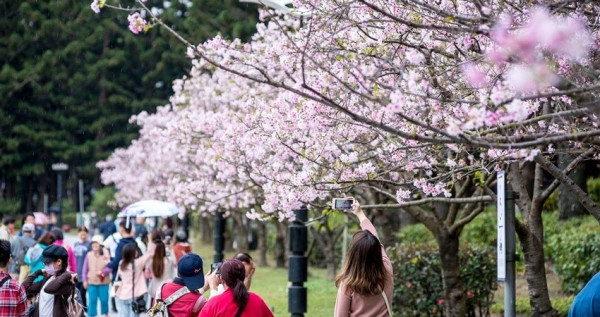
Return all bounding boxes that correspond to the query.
[545,213,600,294]
[390,244,497,316]
[0,0,258,210]
[89,186,118,218]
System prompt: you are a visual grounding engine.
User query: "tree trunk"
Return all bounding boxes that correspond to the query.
[201,216,212,243]
[257,221,268,267]
[436,230,466,317]
[274,221,287,268]
[232,213,249,252]
[558,152,587,220]
[309,225,338,280]
[519,224,557,316]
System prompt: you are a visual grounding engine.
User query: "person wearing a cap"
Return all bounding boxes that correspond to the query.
[11,223,37,282]
[153,253,208,317]
[199,259,273,317]
[22,244,78,317]
[82,235,111,317]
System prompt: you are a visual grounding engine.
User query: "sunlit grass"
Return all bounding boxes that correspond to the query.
[191,235,337,316]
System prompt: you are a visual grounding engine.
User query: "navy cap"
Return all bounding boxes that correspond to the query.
[42,245,68,264]
[178,254,204,291]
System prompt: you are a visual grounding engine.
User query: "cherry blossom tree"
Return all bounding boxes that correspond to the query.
[95,0,600,315]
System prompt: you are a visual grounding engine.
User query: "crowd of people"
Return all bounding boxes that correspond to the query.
[0,198,394,317]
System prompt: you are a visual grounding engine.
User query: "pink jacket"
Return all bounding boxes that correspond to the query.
[54,240,77,272]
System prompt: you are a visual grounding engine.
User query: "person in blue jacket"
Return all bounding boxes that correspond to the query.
[569,271,600,316]
[102,220,141,280]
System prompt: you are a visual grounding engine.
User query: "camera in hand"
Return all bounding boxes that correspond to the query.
[211,262,222,274]
[332,198,354,210]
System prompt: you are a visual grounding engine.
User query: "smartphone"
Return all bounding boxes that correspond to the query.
[211,262,222,274]
[332,198,354,210]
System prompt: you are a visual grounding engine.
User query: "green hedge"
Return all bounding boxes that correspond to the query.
[389,244,497,316]
[545,213,600,294]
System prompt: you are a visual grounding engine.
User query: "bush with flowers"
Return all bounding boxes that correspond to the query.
[390,244,496,316]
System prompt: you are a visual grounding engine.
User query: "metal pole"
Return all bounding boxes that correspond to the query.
[57,172,63,228]
[213,211,225,263]
[288,206,308,317]
[504,185,516,317]
[78,179,84,227]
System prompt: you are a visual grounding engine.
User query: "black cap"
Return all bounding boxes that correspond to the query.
[41,245,68,264]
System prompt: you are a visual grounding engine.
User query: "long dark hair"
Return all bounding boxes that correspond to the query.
[220,259,249,317]
[151,230,165,278]
[335,230,387,296]
[120,243,137,271]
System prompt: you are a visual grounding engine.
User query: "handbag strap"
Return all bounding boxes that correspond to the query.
[132,259,136,300]
[382,291,392,317]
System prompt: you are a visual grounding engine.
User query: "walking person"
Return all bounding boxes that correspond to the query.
[25,232,56,282]
[82,235,111,317]
[0,216,15,242]
[0,239,28,316]
[147,230,175,302]
[11,223,37,282]
[104,220,140,280]
[74,226,91,310]
[199,259,273,317]
[19,213,44,241]
[51,228,77,273]
[172,230,191,264]
[334,198,393,317]
[100,215,117,240]
[115,236,156,317]
[22,245,79,317]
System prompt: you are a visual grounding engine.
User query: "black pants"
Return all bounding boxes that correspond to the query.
[75,281,87,311]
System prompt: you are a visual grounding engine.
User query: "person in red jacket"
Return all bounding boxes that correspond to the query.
[153,253,207,317]
[199,259,273,317]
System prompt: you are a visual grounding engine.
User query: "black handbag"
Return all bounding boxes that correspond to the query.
[130,260,147,314]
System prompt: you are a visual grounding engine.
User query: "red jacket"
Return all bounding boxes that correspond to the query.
[159,282,207,317]
[199,289,273,317]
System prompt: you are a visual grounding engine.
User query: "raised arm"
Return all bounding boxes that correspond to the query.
[45,271,76,295]
[351,199,392,275]
[22,270,47,297]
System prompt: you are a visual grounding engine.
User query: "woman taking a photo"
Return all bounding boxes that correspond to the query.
[146,230,175,302]
[23,245,78,316]
[200,259,273,317]
[115,237,155,317]
[334,198,393,317]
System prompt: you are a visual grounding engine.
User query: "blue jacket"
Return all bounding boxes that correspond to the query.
[569,272,600,316]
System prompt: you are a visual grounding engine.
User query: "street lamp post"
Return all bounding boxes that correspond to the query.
[51,162,69,228]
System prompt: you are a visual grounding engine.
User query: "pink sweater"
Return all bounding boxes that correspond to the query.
[116,242,155,300]
[334,219,394,317]
[54,240,77,272]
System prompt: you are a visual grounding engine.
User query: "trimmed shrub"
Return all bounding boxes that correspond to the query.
[545,214,600,294]
[390,244,497,316]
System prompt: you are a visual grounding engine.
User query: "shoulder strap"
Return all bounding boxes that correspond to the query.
[382,291,393,317]
[163,286,191,306]
[0,275,11,288]
[132,260,135,300]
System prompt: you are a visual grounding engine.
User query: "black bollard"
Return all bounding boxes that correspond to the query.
[214,211,225,263]
[288,206,308,316]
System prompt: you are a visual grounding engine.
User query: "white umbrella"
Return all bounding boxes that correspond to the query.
[122,200,180,218]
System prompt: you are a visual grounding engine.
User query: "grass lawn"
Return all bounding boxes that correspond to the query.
[191,236,338,317]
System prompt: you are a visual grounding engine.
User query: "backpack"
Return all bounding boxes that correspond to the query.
[147,284,191,317]
[65,286,85,317]
[15,237,33,267]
